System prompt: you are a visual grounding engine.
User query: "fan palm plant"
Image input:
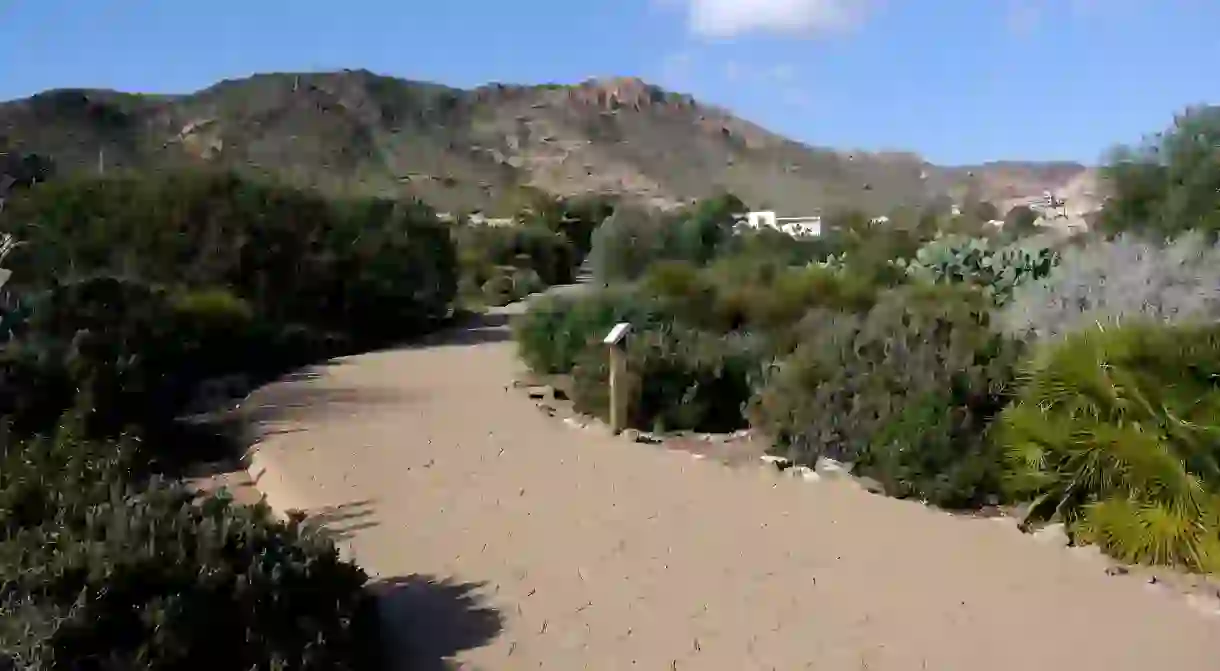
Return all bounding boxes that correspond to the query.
[998,322,1220,572]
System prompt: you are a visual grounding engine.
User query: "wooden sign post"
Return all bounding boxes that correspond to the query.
[602,322,632,434]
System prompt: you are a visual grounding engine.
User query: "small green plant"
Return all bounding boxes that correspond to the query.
[997,322,1220,572]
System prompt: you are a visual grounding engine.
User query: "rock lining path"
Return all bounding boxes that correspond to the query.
[243,303,1220,670]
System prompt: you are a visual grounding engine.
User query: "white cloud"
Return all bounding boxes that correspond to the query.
[682,0,875,38]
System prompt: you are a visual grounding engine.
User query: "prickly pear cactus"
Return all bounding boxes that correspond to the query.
[900,234,1058,306]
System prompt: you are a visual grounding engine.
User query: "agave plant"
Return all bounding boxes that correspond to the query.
[997,322,1220,572]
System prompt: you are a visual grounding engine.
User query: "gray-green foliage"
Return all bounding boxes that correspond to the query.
[0,427,378,670]
[897,234,1058,306]
[587,205,668,282]
[1001,232,1220,341]
[748,284,1021,507]
[587,193,743,283]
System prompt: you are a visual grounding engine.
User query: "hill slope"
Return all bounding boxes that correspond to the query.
[0,70,1093,215]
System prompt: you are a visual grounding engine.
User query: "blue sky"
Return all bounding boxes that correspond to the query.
[2,0,1216,164]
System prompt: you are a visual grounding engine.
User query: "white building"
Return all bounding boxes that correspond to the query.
[737,210,823,239]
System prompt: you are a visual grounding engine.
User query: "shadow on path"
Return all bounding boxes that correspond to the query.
[370,575,504,670]
[400,310,514,349]
[304,499,381,542]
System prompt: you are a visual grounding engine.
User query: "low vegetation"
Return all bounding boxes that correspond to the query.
[0,169,459,667]
[514,107,1220,574]
[454,193,616,306]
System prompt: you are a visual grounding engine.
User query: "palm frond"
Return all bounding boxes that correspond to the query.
[997,322,1220,572]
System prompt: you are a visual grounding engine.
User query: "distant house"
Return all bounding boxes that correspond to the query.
[736,210,823,238]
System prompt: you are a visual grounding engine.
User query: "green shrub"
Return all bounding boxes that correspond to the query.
[513,288,662,375]
[724,227,832,267]
[511,267,544,296]
[1098,105,1220,238]
[478,266,543,307]
[481,270,518,307]
[571,325,764,433]
[719,265,877,347]
[749,284,1020,507]
[586,193,743,283]
[587,205,671,282]
[456,224,576,289]
[0,429,380,670]
[637,261,720,330]
[0,276,303,446]
[1001,205,1040,240]
[997,322,1220,572]
[1,171,457,346]
[0,170,461,670]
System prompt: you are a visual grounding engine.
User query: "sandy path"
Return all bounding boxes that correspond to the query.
[243,309,1220,670]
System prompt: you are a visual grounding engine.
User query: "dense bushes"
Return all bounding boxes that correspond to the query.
[453,193,616,306]
[1098,106,1220,238]
[1,428,380,670]
[0,171,459,441]
[511,113,1220,575]
[587,193,744,282]
[572,326,763,433]
[0,171,457,346]
[998,324,1220,572]
[456,224,576,292]
[749,285,1021,507]
[1001,232,1220,340]
[513,287,664,375]
[0,170,460,667]
[478,266,544,307]
[0,276,329,451]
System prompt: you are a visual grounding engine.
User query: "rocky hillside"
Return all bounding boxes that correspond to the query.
[0,69,1093,216]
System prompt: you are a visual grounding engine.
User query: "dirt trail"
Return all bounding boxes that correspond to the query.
[243,307,1220,670]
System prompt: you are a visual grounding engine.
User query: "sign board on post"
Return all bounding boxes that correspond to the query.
[603,322,632,433]
[603,322,632,346]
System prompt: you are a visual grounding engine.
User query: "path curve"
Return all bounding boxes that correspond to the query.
[243,304,1220,670]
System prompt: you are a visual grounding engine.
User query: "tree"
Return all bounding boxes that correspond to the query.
[1003,205,1039,238]
[671,191,745,265]
[1098,105,1220,238]
[587,205,667,282]
[0,151,55,195]
[556,194,618,258]
[973,200,1000,222]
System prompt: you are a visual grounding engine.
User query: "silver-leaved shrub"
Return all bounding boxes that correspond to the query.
[1000,232,1220,340]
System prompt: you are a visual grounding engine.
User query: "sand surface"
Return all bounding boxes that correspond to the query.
[241,306,1220,670]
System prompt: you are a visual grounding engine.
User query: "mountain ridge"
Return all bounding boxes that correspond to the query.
[0,69,1095,216]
